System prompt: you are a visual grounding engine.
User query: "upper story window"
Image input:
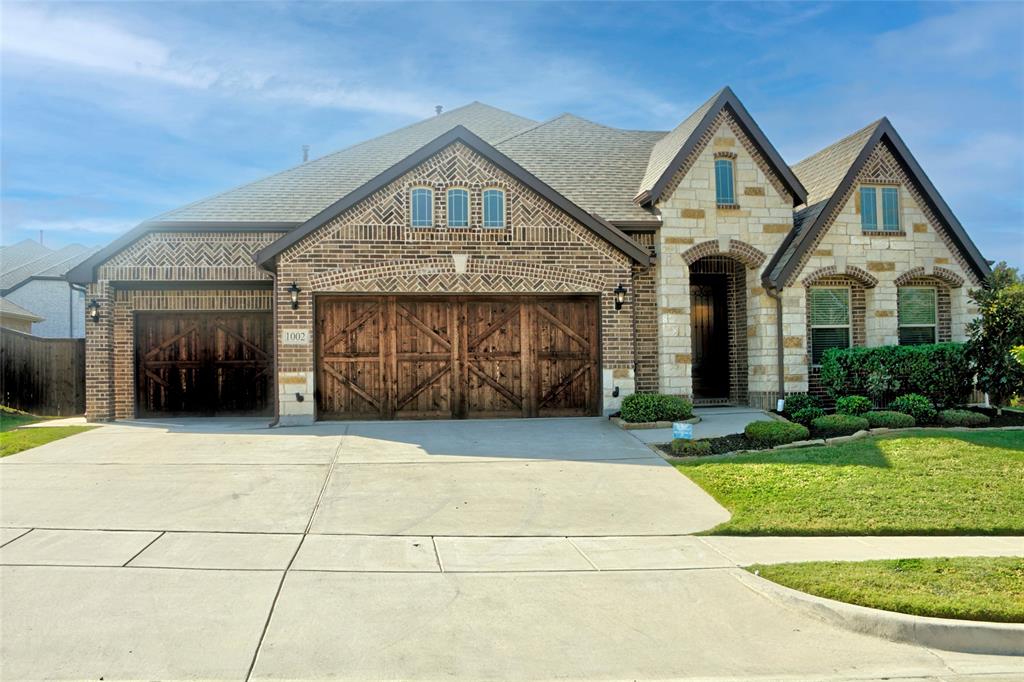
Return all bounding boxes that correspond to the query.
[482,188,505,228]
[447,188,469,227]
[411,187,433,227]
[809,286,851,364]
[715,158,735,206]
[860,185,900,231]
[898,286,937,345]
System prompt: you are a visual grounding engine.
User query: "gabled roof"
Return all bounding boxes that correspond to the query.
[155,102,537,224]
[764,118,991,287]
[635,87,807,207]
[254,125,652,268]
[0,297,44,323]
[495,114,666,223]
[0,242,97,293]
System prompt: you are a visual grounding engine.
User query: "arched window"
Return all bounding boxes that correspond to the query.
[898,286,937,345]
[410,188,433,227]
[447,188,469,228]
[482,188,505,228]
[715,158,735,206]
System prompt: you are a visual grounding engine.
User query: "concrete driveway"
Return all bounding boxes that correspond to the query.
[1,418,1022,680]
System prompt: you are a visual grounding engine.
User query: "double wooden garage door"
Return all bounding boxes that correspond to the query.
[317,296,601,419]
[135,313,273,416]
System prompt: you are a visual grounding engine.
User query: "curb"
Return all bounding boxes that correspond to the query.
[733,568,1024,656]
[610,416,700,430]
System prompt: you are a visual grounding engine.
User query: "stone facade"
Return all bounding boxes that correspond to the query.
[655,111,797,408]
[272,141,636,424]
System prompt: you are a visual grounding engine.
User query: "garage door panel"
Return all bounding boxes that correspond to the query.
[135,313,272,417]
[317,296,598,420]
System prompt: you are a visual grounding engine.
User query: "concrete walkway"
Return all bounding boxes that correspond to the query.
[2,418,1023,680]
[627,405,770,444]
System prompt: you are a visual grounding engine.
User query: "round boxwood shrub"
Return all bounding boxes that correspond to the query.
[835,395,872,416]
[865,410,916,429]
[811,414,870,438]
[782,393,820,419]
[744,420,809,448]
[790,406,826,426]
[889,393,938,424]
[620,393,694,423]
[938,409,991,427]
[670,439,713,457]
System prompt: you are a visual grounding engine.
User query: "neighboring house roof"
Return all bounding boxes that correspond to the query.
[254,125,652,268]
[764,117,991,288]
[0,297,44,323]
[635,87,808,208]
[0,239,52,271]
[0,242,98,294]
[494,114,666,223]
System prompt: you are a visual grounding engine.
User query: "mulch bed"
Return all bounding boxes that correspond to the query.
[655,433,752,458]
[969,407,1024,427]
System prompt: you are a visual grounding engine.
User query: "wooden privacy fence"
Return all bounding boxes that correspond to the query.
[1,329,85,416]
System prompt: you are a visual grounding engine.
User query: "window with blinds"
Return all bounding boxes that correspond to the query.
[715,158,735,205]
[809,287,851,364]
[898,287,937,345]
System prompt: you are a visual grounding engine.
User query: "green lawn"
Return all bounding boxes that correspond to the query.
[0,408,94,457]
[750,557,1024,623]
[674,430,1024,535]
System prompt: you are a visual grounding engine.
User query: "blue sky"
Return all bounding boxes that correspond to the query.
[2,1,1022,268]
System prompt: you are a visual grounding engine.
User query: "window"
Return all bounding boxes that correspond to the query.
[715,158,735,206]
[482,188,505,228]
[898,286,937,345]
[809,287,851,364]
[411,188,433,227]
[859,185,900,231]
[447,188,468,227]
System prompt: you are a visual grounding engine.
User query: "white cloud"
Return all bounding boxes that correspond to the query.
[17,218,135,236]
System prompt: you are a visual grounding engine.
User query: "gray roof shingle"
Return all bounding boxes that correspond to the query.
[637,89,722,199]
[791,120,883,208]
[156,102,538,223]
[0,243,97,292]
[0,297,44,322]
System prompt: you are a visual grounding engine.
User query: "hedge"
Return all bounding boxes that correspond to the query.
[818,343,972,409]
[811,414,870,438]
[938,409,991,427]
[744,420,809,448]
[865,411,916,428]
[620,393,694,423]
[670,439,713,457]
[889,393,938,424]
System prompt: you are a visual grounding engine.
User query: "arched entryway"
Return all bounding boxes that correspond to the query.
[688,255,748,405]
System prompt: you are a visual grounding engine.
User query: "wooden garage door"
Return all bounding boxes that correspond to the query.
[135,312,272,416]
[316,296,600,419]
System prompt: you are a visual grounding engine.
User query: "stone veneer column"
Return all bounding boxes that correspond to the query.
[84,281,115,422]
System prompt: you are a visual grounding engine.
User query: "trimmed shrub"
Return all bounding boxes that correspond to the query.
[620,393,694,423]
[819,343,972,408]
[670,439,713,457]
[782,393,820,419]
[790,406,826,426]
[938,409,991,427]
[865,410,916,429]
[744,420,810,448]
[835,395,872,416]
[811,414,870,438]
[889,393,938,424]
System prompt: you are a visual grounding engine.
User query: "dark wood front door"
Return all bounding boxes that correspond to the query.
[134,312,272,416]
[690,276,729,400]
[316,295,600,420]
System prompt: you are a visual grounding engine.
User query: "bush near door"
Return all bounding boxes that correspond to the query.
[619,393,694,423]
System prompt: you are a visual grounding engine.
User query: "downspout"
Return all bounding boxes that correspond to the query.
[70,283,87,337]
[765,285,786,412]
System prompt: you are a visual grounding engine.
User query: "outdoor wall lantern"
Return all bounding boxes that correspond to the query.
[287,282,301,310]
[613,283,627,311]
[87,299,100,323]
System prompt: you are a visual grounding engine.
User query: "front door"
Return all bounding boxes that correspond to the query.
[690,276,729,400]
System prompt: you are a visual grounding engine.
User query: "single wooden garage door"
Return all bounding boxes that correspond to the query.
[135,312,273,416]
[316,296,600,419]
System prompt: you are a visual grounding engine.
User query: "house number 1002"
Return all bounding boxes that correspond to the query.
[280,329,309,345]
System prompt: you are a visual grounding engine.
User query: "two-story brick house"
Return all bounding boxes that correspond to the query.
[68,87,990,424]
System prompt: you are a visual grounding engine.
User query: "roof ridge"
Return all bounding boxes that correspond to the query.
[792,118,885,169]
[151,102,537,223]
[492,113,574,145]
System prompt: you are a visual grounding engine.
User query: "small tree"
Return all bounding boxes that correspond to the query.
[966,263,1024,414]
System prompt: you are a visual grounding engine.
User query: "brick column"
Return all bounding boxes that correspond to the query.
[85,281,115,421]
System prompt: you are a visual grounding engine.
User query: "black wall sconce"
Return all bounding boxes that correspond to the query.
[287,282,301,310]
[613,283,627,311]
[87,299,100,322]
